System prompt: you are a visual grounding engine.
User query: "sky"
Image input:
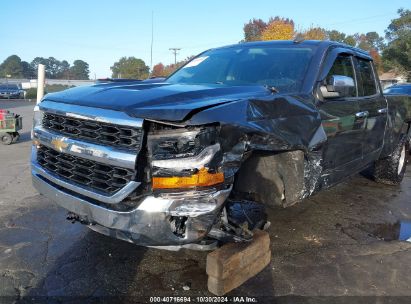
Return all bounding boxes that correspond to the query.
[1,0,409,78]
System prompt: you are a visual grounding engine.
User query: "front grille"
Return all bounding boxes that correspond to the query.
[37,145,135,195]
[42,112,143,151]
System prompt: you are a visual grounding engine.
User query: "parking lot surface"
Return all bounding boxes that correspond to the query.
[1,100,411,303]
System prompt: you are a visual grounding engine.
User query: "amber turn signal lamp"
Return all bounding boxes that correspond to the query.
[152,168,224,189]
[32,139,41,148]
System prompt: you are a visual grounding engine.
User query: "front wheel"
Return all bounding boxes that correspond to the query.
[372,139,407,185]
[1,133,13,145]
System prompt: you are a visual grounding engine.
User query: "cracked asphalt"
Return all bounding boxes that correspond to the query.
[1,100,411,303]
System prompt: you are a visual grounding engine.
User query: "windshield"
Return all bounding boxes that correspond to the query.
[167,45,315,93]
[0,84,19,90]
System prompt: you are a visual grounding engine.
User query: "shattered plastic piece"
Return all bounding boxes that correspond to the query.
[182,283,191,291]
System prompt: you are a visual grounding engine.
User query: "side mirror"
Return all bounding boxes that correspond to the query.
[321,75,355,99]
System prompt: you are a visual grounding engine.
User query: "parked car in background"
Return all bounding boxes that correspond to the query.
[384,83,411,95]
[0,83,24,99]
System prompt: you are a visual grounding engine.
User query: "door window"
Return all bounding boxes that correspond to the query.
[326,55,357,97]
[356,58,377,96]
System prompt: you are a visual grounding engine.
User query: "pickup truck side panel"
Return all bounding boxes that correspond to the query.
[381,94,411,158]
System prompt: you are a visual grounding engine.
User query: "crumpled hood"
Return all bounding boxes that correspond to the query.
[44,82,269,121]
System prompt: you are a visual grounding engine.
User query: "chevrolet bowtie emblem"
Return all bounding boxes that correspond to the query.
[51,138,68,152]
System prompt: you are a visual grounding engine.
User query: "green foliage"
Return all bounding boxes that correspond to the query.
[353,32,385,52]
[30,57,88,79]
[110,57,149,79]
[69,60,90,80]
[21,61,35,78]
[0,56,90,80]
[0,55,23,78]
[383,9,411,80]
[327,30,346,43]
[343,35,356,47]
[25,84,75,99]
[385,8,411,41]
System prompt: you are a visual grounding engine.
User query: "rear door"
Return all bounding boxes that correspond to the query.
[354,57,387,164]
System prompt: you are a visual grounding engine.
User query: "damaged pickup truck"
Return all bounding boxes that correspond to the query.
[31,40,411,250]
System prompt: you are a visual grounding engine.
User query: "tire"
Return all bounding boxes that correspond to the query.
[372,138,408,185]
[1,133,13,145]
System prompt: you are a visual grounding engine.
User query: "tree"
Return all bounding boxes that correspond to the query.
[369,49,383,74]
[0,55,23,78]
[385,8,411,41]
[261,17,295,41]
[21,61,35,78]
[383,9,411,80]
[302,27,327,40]
[31,57,49,76]
[343,35,356,47]
[70,60,90,80]
[243,18,267,42]
[47,57,62,78]
[152,63,166,77]
[57,60,70,79]
[111,57,149,79]
[365,32,385,51]
[327,30,347,43]
[326,30,356,46]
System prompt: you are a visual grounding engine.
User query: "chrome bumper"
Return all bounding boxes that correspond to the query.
[32,165,231,246]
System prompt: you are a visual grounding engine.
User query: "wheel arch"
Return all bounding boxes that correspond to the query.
[232,149,316,208]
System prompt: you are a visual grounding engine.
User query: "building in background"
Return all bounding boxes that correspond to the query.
[380,70,408,89]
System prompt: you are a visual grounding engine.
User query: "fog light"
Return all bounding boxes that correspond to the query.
[152,168,224,189]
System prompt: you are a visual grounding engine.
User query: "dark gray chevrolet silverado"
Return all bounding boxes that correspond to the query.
[31,41,411,250]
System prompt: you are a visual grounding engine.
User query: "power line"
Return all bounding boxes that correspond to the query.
[325,13,395,27]
[169,48,181,65]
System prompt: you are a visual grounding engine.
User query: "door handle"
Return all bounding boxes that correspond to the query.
[355,111,369,118]
[377,108,387,114]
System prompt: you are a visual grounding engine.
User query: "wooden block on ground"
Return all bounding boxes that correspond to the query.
[206,230,271,296]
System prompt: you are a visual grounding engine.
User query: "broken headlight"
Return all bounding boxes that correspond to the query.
[147,124,224,190]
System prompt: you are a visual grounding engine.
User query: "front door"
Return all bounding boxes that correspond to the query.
[317,54,365,185]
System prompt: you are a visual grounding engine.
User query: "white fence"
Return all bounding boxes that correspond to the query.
[0,78,95,89]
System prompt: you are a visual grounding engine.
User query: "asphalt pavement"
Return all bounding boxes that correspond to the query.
[1,100,411,303]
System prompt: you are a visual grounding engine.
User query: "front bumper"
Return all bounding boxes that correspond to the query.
[31,152,231,247]
[0,93,19,98]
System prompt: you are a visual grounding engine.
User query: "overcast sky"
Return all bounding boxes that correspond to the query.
[2,0,409,78]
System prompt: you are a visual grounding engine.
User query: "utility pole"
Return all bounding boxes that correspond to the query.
[169,48,181,65]
[36,64,45,104]
[150,11,154,72]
